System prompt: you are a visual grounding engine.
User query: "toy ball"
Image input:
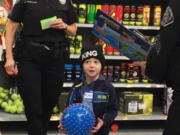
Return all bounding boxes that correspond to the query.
[62,103,95,135]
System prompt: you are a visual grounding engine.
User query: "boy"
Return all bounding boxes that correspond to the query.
[59,45,118,135]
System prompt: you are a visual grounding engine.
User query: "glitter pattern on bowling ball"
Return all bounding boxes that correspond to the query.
[62,103,95,135]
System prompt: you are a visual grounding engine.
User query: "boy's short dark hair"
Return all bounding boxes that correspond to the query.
[80,45,105,69]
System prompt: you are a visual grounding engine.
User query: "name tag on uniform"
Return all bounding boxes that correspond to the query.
[84,90,93,100]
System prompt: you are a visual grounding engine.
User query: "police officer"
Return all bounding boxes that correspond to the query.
[4,0,77,134]
[134,0,180,135]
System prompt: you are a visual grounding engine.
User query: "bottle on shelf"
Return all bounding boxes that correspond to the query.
[78,4,86,23]
[143,5,151,26]
[107,65,113,82]
[87,4,96,24]
[126,63,134,83]
[129,5,136,25]
[64,64,73,82]
[153,6,162,26]
[133,66,140,83]
[74,64,81,80]
[113,65,120,82]
[123,5,130,25]
[136,6,143,26]
[115,5,123,23]
[119,63,127,83]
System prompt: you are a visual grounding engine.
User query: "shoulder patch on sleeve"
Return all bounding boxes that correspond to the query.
[161,6,174,27]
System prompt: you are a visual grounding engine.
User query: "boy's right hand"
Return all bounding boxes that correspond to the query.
[90,118,104,133]
[58,120,66,134]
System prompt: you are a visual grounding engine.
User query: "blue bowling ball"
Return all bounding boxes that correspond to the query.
[62,103,95,135]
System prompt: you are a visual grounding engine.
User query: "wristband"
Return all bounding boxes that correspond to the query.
[65,23,68,30]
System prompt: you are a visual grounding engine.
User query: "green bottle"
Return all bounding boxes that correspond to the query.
[87,4,96,24]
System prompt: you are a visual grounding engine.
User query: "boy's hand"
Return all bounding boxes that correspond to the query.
[58,120,66,134]
[90,118,104,133]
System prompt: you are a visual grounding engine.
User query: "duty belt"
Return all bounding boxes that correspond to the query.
[24,40,66,51]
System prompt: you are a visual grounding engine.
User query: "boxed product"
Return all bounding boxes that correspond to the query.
[119,91,153,115]
[58,92,69,112]
[92,10,151,61]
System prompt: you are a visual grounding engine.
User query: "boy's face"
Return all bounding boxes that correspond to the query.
[83,58,102,80]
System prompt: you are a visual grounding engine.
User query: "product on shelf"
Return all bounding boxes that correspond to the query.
[119,63,127,83]
[123,5,130,25]
[113,65,120,82]
[103,65,108,80]
[133,66,140,83]
[101,4,109,14]
[129,5,136,25]
[119,91,153,115]
[78,4,86,23]
[74,64,81,80]
[126,63,134,83]
[69,36,76,54]
[75,35,82,54]
[0,86,24,114]
[95,5,102,16]
[143,5,151,26]
[107,65,113,82]
[153,6,162,26]
[115,5,123,23]
[109,5,116,19]
[64,64,73,82]
[136,6,143,26]
[87,4,96,24]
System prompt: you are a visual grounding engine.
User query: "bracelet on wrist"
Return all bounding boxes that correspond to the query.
[65,23,68,31]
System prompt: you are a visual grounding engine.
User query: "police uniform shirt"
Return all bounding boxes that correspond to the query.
[9,0,78,42]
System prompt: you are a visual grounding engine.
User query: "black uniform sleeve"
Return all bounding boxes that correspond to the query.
[8,0,25,22]
[145,0,180,82]
[66,0,78,24]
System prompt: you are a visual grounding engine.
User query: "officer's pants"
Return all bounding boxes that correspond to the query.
[163,91,180,135]
[17,43,65,135]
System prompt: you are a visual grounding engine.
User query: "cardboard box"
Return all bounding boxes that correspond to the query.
[119,91,153,115]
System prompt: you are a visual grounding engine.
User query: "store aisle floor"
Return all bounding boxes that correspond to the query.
[1,129,163,135]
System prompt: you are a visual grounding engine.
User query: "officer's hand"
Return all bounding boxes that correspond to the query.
[90,118,104,133]
[133,61,146,76]
[50,18,67,30]
[4,58,18,75]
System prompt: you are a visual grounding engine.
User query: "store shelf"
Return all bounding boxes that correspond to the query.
[77,23,93,28]
[63,82,166,88]
[77,23,160,30]
[0,111,26,121]
[115,111,167,121]
[70,54,130,60]
[0,110,167,121]
[112,83,166,88]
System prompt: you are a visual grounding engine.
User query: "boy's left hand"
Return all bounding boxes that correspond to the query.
[90,118,104,133]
